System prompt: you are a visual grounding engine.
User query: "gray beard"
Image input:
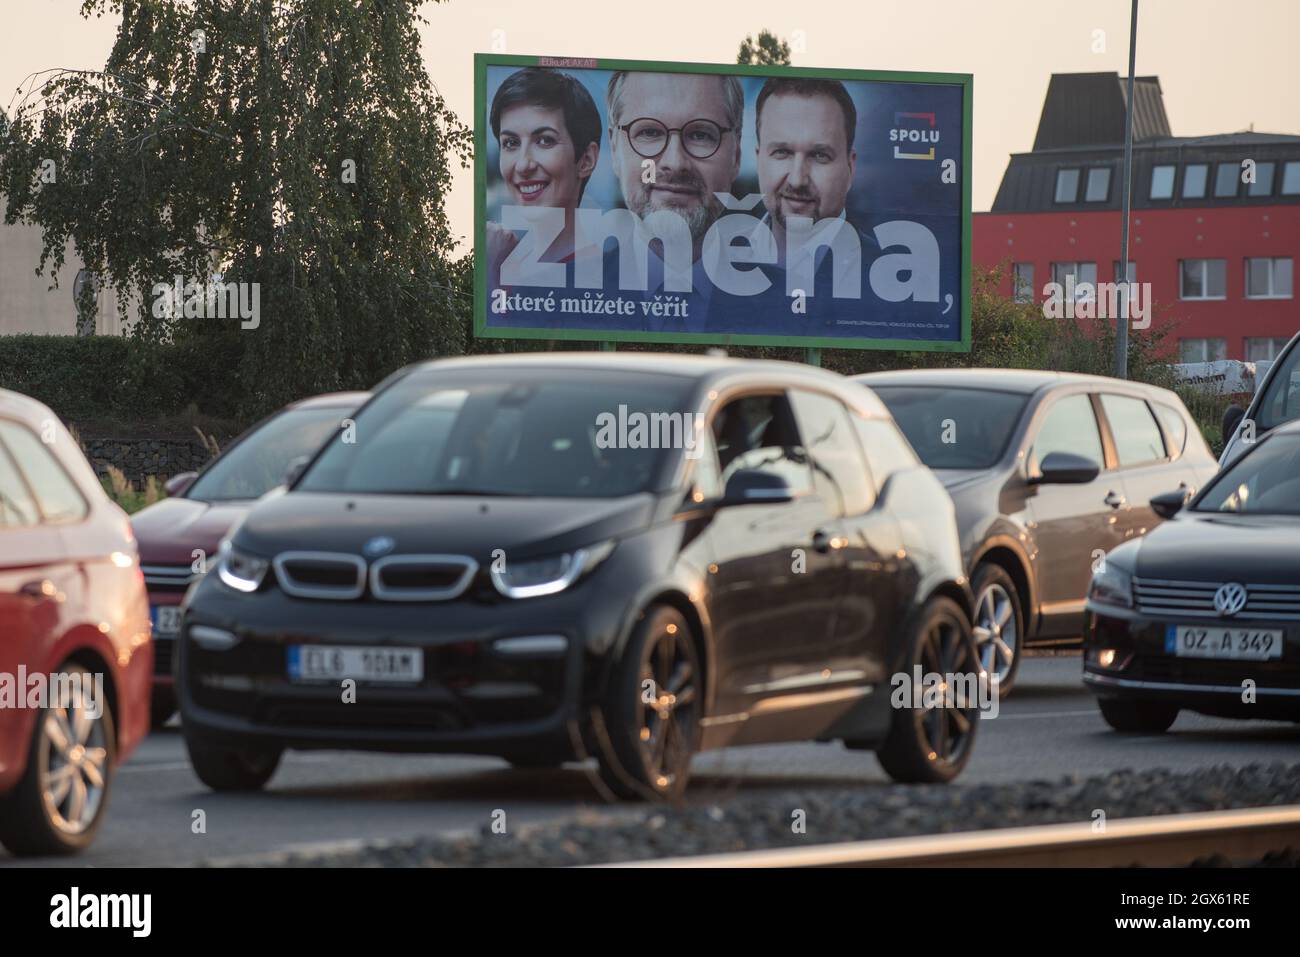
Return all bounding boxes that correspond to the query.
[630,192,717,243]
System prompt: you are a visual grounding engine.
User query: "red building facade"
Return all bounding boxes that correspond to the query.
[974,73,1300,362]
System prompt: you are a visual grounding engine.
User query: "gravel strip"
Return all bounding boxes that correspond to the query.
[228,762,1300,867]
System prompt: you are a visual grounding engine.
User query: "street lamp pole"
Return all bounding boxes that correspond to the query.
[1116,0,1139,378]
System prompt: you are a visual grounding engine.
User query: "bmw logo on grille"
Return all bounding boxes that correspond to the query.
[363,536,396,558]
[1213,582,1248,617]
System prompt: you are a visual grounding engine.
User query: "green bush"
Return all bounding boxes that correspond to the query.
[0,334,244,421]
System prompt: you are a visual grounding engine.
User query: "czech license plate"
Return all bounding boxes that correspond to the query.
[151,605,182,638]
[287,645,423,684]
[1165,625,1283,661]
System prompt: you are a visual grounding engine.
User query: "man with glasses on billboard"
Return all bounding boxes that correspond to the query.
[600,70,745,331]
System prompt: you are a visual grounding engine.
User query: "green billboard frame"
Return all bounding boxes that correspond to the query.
[473,53,973,353]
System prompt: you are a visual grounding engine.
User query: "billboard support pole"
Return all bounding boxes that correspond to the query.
[804,347,822,368]
[1116,0,1139,380]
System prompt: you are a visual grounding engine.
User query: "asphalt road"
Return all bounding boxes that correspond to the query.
[4,652,1299,867]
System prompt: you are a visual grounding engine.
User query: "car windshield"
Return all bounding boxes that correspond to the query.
[1194,432,1300,516]
[187,407,351,502]
[297,368,696,498]
[1255,336,1300,431]
[871,386,1028,469]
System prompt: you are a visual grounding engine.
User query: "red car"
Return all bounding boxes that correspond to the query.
[0,388,151,856]
[132,392,367,725]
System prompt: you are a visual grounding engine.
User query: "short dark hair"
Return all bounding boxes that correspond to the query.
[755,78,857,158]
[490,68,602,198]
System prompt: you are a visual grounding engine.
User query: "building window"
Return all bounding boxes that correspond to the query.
[1113,261,1137,283]
[1246,337,1291,362]
[1247,162,1275,197]
[1214,163,1239,197]
[1182,163,1208,198]
[1246,257,1293,299]
[1149,165,1175,200]
[1084,167,1111,202]
[1283,161,1300,195]
[1180,338,1227,363]
[1013,263,1035,303]
[1054,168,1080,203]
[1051,261,1097,301]
[1180,259,1226,300]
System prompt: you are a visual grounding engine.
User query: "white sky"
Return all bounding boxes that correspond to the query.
[4,0,1298,253]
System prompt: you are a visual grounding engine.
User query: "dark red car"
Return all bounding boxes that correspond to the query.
[0,388,152,856]
[132,392,367,725]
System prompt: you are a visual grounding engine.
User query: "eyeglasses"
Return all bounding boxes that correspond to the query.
[619,117,733,160]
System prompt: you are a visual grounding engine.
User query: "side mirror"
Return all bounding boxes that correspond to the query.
[164,472,198,497]
[1031,451,1100,485]
[1222,404,1245,445]
[721,468,795,506]
[1150,487,1191,520]
[283,455,310,489]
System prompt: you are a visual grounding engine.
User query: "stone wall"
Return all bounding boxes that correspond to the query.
[82,438,213,487]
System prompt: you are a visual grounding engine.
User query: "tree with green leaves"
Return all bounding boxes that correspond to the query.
[0,0,472,415]
[737,30,792,66]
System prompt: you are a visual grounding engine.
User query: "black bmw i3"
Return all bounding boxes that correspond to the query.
[179,354,980,799]
[1084,419,1300,730]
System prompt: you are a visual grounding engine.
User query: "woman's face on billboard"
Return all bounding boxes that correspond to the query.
[497,104,595,210]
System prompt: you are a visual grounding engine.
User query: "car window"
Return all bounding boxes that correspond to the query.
[301,369,697,498]
[1153,402,1188,459]
[711,393,813,496]
[1029,394,1104,475]
[852,415,917,492]
[1256,339,1300,431]
[0,420,88,524]
[790,390,874,515]
[188,406,355,502]
[1195,433,1300,515]
[871,386,1028,469]
[1100,394,1166,467]
[688,428,723,500]
[0,439,40,528]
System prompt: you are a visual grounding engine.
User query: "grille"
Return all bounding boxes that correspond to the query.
[1133,578,1300,621]
[1135,656,1300,690]
[258,702,466,731]
[272,552,367,600]
[369,555,478,601]
[142,564,200,592]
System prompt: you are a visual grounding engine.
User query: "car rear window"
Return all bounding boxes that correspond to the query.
[0,420,88,524]
[1100,394,1166,467]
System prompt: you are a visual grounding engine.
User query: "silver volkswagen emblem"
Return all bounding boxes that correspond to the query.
[1213,582,1248,617]
[363,536,396,558]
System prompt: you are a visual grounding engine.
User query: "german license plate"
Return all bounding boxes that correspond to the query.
[1165,625,1283,661]
[287,645,423,683]
[151,605,182,638]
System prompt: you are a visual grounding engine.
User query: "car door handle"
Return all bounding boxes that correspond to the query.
[1104,491,1127,509]
[812,530,833,554]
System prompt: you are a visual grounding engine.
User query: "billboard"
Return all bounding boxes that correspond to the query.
[474,54,972,351]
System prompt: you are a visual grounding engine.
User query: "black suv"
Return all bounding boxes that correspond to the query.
[856,369,1218,694]
[179,354,978,799]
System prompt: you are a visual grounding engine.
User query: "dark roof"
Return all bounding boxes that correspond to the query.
[1032,73,1170,151]
[991,72,1300,212]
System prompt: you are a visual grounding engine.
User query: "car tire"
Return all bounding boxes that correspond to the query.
[1098,698,1179,733]
[0,662,116,857]
[184,732,282,791]
[877,595,981,784]
[971,564,1024,698]
[596,605,701,802]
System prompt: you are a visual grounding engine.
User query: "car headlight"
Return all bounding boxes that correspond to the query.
[217,541,270,593]
[1088,563,1133,609]
[490,541,615,599]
